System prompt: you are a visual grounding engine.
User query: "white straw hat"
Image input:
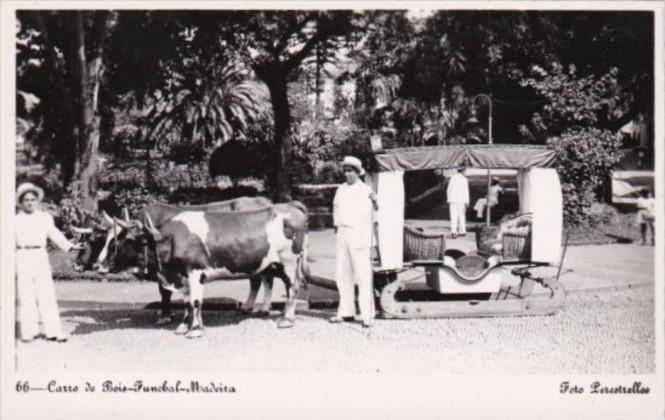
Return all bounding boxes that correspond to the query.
[340,156,365,176]
[16,182,44,202]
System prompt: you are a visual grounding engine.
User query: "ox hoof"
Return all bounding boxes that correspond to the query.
[155,316,174,326]
[174,323,188,335]
[237,308,252,316]
[185,329,203,339]
[276,318,294,329]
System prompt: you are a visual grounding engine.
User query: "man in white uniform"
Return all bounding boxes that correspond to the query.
[447,168,469,238]
[330,156,378,328]
[15,183,83,342]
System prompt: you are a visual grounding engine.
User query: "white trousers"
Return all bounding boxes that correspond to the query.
[474,198,488,218]
[16,250,65,339]
[449,203,467,234]
[335,228,374,322]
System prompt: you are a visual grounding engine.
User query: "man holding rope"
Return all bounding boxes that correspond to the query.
[15,183,84,342]
[330,156,379,329]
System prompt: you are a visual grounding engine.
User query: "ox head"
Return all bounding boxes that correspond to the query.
[70,211,119,272]
[100,211,164,277]
[72,208,154,274]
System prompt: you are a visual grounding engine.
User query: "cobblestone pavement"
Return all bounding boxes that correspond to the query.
[15,285,654,375]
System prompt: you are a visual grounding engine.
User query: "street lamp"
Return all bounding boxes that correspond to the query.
[470,94,494,226]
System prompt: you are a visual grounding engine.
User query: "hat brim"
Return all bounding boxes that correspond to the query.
[342,164,365,176]
[17,184,44,202]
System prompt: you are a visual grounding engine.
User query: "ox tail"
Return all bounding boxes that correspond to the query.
[296,234,310,292]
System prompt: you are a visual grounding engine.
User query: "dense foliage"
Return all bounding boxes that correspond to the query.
[16,10,653,224]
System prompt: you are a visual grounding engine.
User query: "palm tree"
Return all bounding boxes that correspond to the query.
[143,60,271,150]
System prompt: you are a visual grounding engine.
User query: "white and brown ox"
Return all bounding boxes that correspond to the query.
[109,199,309,338]
[76,198,305,325]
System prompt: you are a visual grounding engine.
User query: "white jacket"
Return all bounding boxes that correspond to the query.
[446,173,470,204]
[16,210,73,251]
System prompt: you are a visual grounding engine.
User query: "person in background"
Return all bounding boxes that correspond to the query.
[330,156,378,328]
[15,183,83,342]
[636,188,655,245]
[473,177,503,220]
[446,168,470,238]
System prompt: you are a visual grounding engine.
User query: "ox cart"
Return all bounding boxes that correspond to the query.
[310,144,567,319]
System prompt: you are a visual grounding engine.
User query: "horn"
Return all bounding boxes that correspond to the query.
[102,211,114,226]
[113,217,131,230]
[145,212,157,231]
[144,212,162,241]
[70,226,93,235]
[123,207,130,222]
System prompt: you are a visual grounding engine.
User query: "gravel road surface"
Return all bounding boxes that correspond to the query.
[16,286,654,375]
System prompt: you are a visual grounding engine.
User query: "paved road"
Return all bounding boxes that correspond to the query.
[15,286,654,374]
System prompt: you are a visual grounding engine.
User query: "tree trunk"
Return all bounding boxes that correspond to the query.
[76,11,111,212]
[315,42,322,117]
[264,68,293,202]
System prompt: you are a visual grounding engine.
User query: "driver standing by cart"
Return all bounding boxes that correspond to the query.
[447,168,470,238]
[330,156,378,328]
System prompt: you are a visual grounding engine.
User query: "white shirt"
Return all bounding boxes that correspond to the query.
[446,173,470,204]
[488,184,503,206]
[637,197,655,218]
[16,210,73,251]
[333,181,374,229]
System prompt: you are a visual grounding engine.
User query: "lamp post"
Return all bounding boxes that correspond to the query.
[471,94,493,226]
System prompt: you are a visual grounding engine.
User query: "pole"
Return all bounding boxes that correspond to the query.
[486,169,491,227]
[486,95,493,226]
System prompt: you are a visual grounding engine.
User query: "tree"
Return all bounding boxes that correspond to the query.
[220,11,358,201]
[519,63,625,224]
[17,11,116,211]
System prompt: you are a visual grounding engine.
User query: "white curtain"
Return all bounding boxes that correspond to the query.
[520,168,563,264]
[369,171,405,270]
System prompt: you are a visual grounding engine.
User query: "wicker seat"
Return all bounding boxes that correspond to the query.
[475,213,532,259]
[403,225,446,261]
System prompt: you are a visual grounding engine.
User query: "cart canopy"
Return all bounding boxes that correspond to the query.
[373,144,556,172]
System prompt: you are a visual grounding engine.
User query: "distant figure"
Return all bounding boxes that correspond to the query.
[473,177,503,219]
[636,188,655,245]
[446,168,469,238]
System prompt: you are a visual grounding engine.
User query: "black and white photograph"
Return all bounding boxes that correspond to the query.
[1,2,663,419]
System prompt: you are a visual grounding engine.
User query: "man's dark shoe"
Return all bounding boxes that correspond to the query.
[329,316,355,324]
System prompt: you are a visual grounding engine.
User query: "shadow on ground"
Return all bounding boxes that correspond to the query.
[61,307,292,336]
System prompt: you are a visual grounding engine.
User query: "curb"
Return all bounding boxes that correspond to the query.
[58,281,652,312]
[562,281,653,296]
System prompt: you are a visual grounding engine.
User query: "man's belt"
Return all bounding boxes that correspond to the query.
[16,245,44,250]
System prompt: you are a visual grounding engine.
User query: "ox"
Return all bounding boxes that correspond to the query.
[78,197,291,324]
[116,202,309,338]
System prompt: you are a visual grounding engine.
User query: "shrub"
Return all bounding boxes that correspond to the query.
[168,185,260,205]
[549,127,623,225]
[587,202,622,227]
[110,186,167,216]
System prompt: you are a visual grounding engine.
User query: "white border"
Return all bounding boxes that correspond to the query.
[1,2,664,420]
